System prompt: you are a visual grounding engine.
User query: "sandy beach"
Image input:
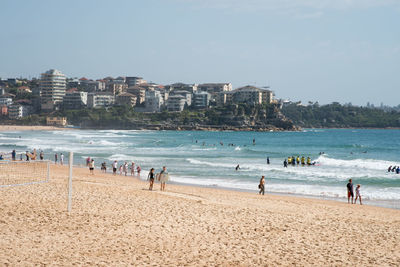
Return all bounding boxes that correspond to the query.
[0,125,71,132]
[0,164,399,266]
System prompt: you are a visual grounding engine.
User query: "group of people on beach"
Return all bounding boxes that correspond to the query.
[388,166,400,174]
[85,157,169,191]
[283,156,315,167]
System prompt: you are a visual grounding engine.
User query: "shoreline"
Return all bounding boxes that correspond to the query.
[0,125,74,132]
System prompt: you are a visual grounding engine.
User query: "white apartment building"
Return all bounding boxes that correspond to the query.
[167,95,186,111]
[40,69,67,110]
[0,97,13,106]
[165,83,198,94]
[197,83,232,95]
[87,93,115,108]
[169,90,192,106]
[145,90,164,112]
[8,104,32,119]
[63,91,88,109]
[192,91,210,109]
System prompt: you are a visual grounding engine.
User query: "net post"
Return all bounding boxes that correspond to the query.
[68,152,73,213]
[47,161,50,182]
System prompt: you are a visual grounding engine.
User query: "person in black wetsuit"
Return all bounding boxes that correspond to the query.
[347,179,354,204]
[148,168,155,190]
[283,159,288,168]
[266,157,270,165]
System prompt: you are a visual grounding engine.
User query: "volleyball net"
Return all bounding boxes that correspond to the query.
[0,160,50,187]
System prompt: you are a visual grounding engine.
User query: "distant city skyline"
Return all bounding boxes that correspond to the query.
[1,0,399,105]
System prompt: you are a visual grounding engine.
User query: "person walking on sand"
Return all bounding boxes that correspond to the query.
[60,153,64,165]
[148,168,155,190]
[89,159,95,175]
[112,160,118,175]
[347,179,354,204]
[54,153,58,164]
[355,184,362,205]
[159,166,168,191]
[258,176,265,195]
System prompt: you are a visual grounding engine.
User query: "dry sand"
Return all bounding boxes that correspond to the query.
[0,125,71,132]
[1,164,399,266]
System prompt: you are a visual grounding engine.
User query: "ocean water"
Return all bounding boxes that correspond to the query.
[0,129,399,205]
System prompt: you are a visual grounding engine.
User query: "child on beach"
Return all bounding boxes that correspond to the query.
[355,184,362,205]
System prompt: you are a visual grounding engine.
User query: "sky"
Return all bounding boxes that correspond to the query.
[0,0,399,105]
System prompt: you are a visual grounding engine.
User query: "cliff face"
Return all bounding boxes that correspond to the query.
[77,104,300,131]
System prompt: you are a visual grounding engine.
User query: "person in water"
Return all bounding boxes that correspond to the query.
[397,166,400,174]
[307,157,311,166]
[296,156,300,165]
[347,179,354,204]
[148,168,155,190]
[235,164,240,171]
[266,157,270,165]
[258,176,265,195]
[388,166,392,172]
[283,159,288,168]
[355,184,362,205]
[291,156,295,166]
[301,156,305,166]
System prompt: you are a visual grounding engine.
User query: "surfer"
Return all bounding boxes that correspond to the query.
[235,164,240,171]
[253,138,255,145]
[307,157,311,166]
[397,167,400,174]
[301,156,305,166]
[296,156,300,165]
[283,159,287,168]
[267,157,270,165]
[388,166,392,172]
[288,157,292,165]
[291,156,296,166]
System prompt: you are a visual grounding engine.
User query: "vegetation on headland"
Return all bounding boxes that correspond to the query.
[281,102,400,128]
[0,104,298,131]
[2,102,400,130]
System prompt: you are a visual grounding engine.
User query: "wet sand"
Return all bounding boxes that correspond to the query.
[1,164,399,266]
[0,125,71,132]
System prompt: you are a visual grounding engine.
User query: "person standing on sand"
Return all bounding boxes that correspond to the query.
[130,162,135,176]
[11,150,16,161]
[148,168,155,190]
[89,159,95,175]
[54,153,58,164]
[60,153,64,165]
[159,166,168,191]
[136,165,141,175]
[112,160,118,175]
[259,176,265,195]
[347,179,354,204]
[39,150,44,160]
[123,162,128,176]
[355,184,362,205]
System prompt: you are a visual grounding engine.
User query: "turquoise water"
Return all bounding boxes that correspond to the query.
[0,129,399,202]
